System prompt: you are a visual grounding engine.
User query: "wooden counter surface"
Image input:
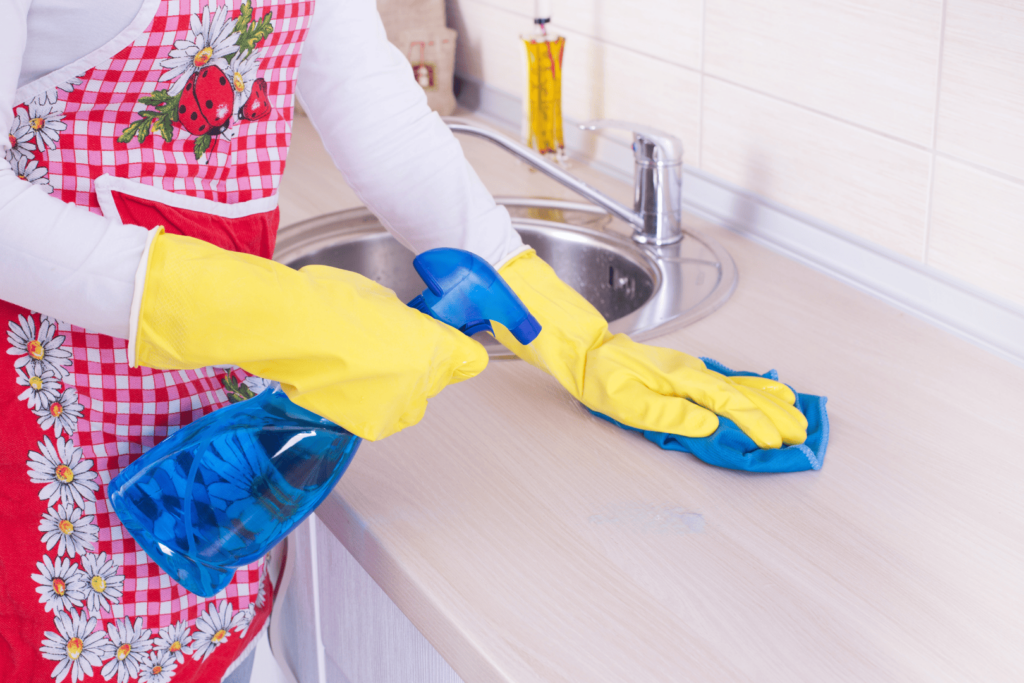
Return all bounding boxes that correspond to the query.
[278,114,1024,682]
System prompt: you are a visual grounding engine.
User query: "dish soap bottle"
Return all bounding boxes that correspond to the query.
[109,248,541,597]
[522,0,567,163]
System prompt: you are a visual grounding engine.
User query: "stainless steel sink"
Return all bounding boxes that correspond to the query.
[274,199,737,358]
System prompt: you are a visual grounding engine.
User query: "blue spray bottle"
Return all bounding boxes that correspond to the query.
[108,248,540,597]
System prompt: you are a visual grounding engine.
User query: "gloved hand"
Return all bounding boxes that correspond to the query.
[492,250,807,450]
[132,228,488,441]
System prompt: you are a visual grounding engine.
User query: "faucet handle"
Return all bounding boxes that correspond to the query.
[579,120,683,165]
[580,119,684,245]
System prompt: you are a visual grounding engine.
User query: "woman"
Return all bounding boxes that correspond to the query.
[0,1,806,681]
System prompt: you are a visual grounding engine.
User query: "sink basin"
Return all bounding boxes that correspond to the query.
[274,199,737,358]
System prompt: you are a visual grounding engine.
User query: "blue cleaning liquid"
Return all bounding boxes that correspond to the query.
[109,383,360,597]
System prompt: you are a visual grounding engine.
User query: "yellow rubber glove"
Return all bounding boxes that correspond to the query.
[133,229,488,441]
[493,250,807,449]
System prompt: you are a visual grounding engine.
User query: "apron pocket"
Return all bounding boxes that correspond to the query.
[95,174,280,258]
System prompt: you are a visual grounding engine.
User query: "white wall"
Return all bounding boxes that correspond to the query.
[447,0,1024,310]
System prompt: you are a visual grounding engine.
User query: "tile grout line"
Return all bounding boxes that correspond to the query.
[454,78,1024,366]
[934,151,1024,187]
[923,0,950,265]
[459,0,1024,190]
[464,0,702,73]
[456,62,1024,192]
[698,71,1024,189]
[703,72,933,151]
[468,0,937,155]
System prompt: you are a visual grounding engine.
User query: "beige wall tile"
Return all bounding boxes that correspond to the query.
[449,0,1024,311]
[558,28,701,154]
[562,0,703,70]
[701,78,931,260]
[928,159,1024,308]
[451,0,701,158]
[704,0,942,146]
[936,0,1024,181]
[470,0,703,69]
[450,0,523,92]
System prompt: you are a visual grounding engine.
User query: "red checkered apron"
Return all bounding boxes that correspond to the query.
[1,2,313,681]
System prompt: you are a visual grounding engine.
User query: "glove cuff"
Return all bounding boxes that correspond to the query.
[128,226,165,368]
[495,249,611,398]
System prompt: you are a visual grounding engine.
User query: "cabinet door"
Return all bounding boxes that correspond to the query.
[315,517,466,683]
[273,524,321,683]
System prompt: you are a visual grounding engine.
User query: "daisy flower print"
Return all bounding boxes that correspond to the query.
[34,386,84,437]
[12,154,54,193]
[40,503,98,558]
[80,552,125,614]
[160,4,237,95]
[255,570,267,609]
[27,436,98,508]
[233,605,256,637]
[39,608,109,683]
[140,649,177,683]
[242,374,273,396]
[31,555,87,613]
[32,74,82,106]
[100,617,153,683]
[153,620,193,665]
[16,360,61,410]
[191,601,237,661]
[227,49,260,116]
[7,313,72,378]
[23,99,67,150]
[6,107,37,165]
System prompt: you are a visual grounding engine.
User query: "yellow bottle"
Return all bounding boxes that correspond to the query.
[521,6,565,161]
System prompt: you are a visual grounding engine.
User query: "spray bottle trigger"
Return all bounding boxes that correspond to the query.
[409,248,541,345]
[462,320,494,337]
[407,294,429,315]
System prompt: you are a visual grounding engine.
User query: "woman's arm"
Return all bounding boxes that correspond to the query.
[0,0,149,339]
[295,0,526,268]
[0,0,524,341]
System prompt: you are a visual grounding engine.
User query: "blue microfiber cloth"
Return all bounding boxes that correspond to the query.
[589,358,829,473]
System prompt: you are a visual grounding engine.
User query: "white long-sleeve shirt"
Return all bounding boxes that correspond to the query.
[0,0,524,339]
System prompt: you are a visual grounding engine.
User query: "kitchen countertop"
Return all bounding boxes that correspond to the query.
[278,112,1024,682]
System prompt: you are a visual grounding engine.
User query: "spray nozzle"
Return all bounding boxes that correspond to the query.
[408,248,541,345]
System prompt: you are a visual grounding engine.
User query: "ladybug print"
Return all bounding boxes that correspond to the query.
[119,1,278,159]
[178,66,234,136]
[240,78,271,122]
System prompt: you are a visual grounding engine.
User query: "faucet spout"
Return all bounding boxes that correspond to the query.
[443,119,644,232]
[444,118,684,246]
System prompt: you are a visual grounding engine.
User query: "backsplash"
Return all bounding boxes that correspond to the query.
[446,0,1024,311]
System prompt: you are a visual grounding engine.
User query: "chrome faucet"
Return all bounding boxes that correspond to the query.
[444,118,684,246]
